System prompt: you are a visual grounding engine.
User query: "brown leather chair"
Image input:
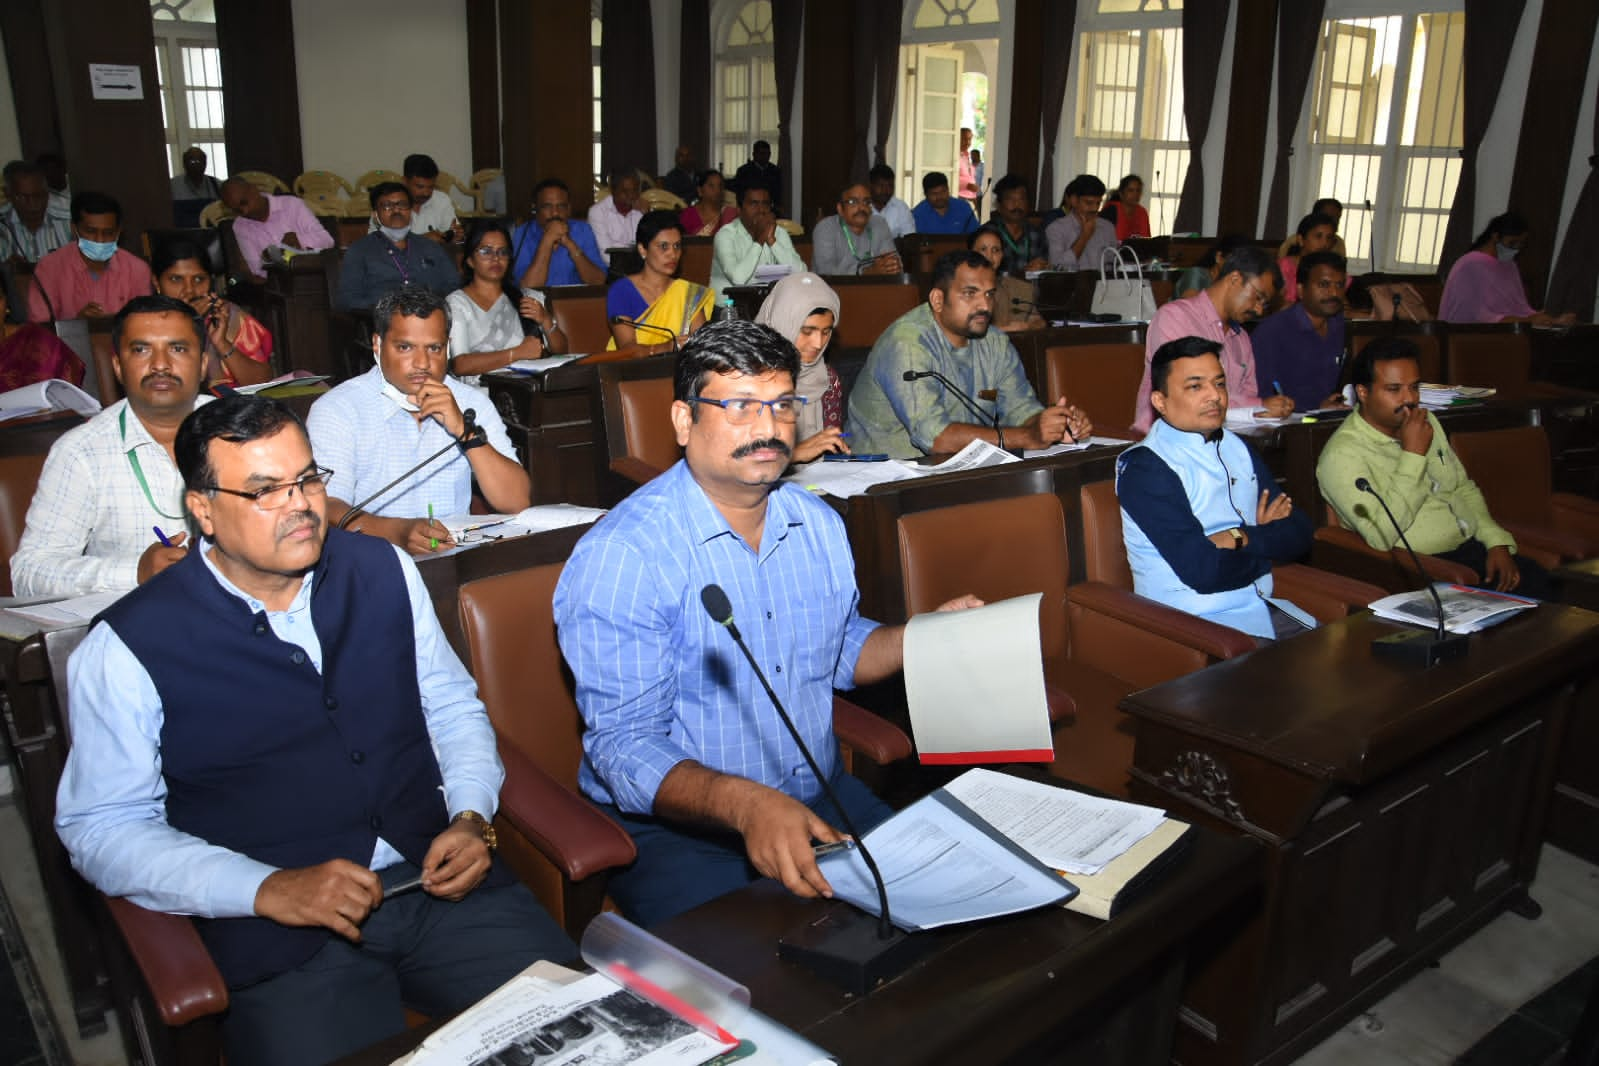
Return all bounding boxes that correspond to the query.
[548,285,613,354]
[1072,480,1385,674]
[1309,506,1479,593]
[830,276,922,349]
[597,360,680,487]
[0,452,46,596]
[1445,325,1530,395]
[1042,342,1145,440]
[1449,424,1599,566]
[678,236,714,287]
[1348,321,1443,384]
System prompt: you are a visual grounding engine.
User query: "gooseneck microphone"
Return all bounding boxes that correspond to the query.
[610,315,679,352]
[1355,476,1469,665]
[699,584,895,940]
[337,408,487,529]
[902,369,1017,454]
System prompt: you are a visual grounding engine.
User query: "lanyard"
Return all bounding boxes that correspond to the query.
[843,223,867,264]
[387,243,412,286]
[120,407,184,520]
[999,224,1029,258]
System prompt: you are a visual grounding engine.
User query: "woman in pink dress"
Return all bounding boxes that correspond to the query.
[678,170,738,237]
[1439,212,1578,325]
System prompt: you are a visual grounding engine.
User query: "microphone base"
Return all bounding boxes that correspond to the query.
[1371,628,1471,667]
[778,905,936,996]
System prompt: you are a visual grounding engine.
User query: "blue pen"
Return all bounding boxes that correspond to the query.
[1272,380,1285,396]
[152,525,174,547]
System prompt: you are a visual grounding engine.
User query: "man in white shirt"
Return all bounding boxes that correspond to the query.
[373,154,463,244]
[220,178,335,281]
[869,164,916,239]
[12,295,206,597]
[586,167,643,255]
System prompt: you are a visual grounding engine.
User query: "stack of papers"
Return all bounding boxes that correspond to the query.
[789,438,1022,498]
[1368,582,1537,634]
[1418,384,1495,409]
[234,371,331,395]
[0,378,101,421]
[500,353,585,375]
[440,504,607,545]
[751,263,792,284]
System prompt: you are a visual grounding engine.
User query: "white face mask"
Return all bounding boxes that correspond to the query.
[1496,243,1520,263]
[379,224,411,243]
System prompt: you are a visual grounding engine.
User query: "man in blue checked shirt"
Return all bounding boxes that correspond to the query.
[554,319,979,926]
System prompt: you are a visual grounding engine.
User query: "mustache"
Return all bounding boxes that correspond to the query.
[731,437,791,459]
[277,511,323,541]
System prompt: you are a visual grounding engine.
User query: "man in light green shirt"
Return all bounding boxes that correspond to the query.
[845,250,1091,458]
[1316,336,1549,596]
[709,181,806,295]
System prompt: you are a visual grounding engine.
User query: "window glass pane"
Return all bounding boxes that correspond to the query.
[913,0,1000,28]
[591,17,602,47]
[1402,12,1463,148]
[925,55,958,95]
[1401,154,1460,210]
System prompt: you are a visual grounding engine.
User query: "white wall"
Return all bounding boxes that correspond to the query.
[290,0,473,184]
[0,26,23,167]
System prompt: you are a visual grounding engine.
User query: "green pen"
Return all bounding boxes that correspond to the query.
[428,503,438,550]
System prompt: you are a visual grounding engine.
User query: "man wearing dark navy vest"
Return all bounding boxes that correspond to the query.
[55,394,574,1066]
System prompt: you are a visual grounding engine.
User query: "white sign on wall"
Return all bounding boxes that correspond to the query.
[89,64,144,101]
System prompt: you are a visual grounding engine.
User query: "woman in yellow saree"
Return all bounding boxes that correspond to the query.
[605,210,715,355]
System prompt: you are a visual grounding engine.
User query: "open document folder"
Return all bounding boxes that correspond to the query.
[903,592,1053,763]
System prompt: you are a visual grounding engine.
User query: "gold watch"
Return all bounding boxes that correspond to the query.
[452,809,498,851]
[1227,527,1244,545]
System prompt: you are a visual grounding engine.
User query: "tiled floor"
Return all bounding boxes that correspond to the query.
[2,788,1595,1066]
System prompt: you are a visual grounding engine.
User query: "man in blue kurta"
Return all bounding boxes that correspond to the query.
[1250,251,1349,412]
[554,320,977,926]
[55,395,572,1066]
[1117,336,1316,641]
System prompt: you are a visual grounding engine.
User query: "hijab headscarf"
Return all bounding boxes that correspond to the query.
[755,272,841,439]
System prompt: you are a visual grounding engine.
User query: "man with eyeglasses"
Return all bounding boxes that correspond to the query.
[1132,244,1291,435]
[509,178,608,288]
[335,182,461,312]
[0,161,72,265]
[12,295,208,597]
[309,288,528,554]
[55,392,576,1066]
[554,320,979,925]
[708,179,805,295]
[846,250,1092,459]
[811,180,902,277]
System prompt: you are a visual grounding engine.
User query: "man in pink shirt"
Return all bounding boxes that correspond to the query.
[27,191,152,323]
[1132,245,1292,434]
[219,178,335,281]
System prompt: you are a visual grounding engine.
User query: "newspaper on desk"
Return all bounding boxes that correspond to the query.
[790,437,1021,498]
[1368,583,1536,634]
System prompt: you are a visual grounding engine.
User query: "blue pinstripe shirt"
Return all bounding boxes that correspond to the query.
[553,460,878,814]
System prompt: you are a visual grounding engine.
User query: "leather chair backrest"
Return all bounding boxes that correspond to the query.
[0,452,46,597]
[832,280,922,349]
[1349,329,1442,383]
[1043,343,1145,437]
[87,331,121,406]
[458,564,583,789]
[1079,479,1134,589]
[678,237,714,287]
[1449,424,1552,528]
[619,377,680,473]
[1447,330,1529,393]
[549,287,613,354]
[897,492,1069,662]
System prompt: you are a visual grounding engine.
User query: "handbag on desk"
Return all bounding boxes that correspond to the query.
[1091,246,1158,322]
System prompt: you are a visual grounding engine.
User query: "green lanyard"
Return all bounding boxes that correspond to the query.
[120,407,184,521]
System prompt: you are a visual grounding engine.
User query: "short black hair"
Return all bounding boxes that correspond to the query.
[992,174,1027,202]
[1312,197,1342,216]
[368,181,408,211]
[838,179,869,201]
[1151,336,1223,394]
[1349,336,1420,390]
[608,166,638,188]
[1065,174,1106,199]
[735,179,771,207]
[753,140,771,153]
[70,191,120,225]
[402,153,439,180]
[1296,211,1336,238]
[1200,234,1253,271]
[869,164,895,184]
[533,177,569,201]
[922,172,949,195]
[373,287,450,340]
[1216,245,1281,290]
[932,249,992,294]
[150,238,209,278]
[3,161,41,187]
[112,294,203,353]
[177,394,307,496]
[635,209,683,250]
[673,319,798,408]
[1297,250,1347,286]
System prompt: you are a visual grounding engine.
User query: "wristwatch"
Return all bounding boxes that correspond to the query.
[452,809,498,851]
[1226,527,1244,545]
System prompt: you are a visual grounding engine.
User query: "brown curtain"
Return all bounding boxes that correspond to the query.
[1438,0,1528,275]
[1263,0,1325,238]
[871,1,904,167]
[679,0,712,170]
[1546,71,1599,316]
[600,0,658,179]
[1035,0,1078,209]
[773,0,804,215]
[1173,0,1229,233]
[215,0,304,179]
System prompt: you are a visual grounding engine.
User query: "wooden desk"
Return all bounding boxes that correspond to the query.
[1122,606,1599,1066]
[262,253,337,379]
[482,363,616,507]
[1549,559,1599,864]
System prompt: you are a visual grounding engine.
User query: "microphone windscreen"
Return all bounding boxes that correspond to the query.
[700,584,733,625]
[1355,477,1372,492]
[463,408,477,427]
[902,370,918,382]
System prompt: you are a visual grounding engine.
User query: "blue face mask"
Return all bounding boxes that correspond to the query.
[78,237,118,262]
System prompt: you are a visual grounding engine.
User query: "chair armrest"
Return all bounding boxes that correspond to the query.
[1270,562,1387,621]
[496,741,636,882]
[1549,496,1599,552]
[1497,523,1572,569]
[832,696,912,765]
[1310,526,1477,591]
[102,896,228,1027]
[1044,680,1077,725]
[609,456,666,486]
[1067,581,1257,661]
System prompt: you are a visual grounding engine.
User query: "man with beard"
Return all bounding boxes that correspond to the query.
[12,295,205,597]
[1118,336,1315,641]
[1132,244,1291,434]
[1250,251,1350,412]
[554,320,979,924]
[845,250,1091,458]
[55,393,575,1066]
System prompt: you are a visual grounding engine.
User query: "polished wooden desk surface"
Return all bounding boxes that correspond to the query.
[1123,605,1599,786]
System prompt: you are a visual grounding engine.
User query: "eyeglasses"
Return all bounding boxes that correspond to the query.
[840,198,869,207]
[375,200,411,213]
[687,396,808,424]
[1245,281,1272,309]
[206,467,334,510]
[472,246,511,259]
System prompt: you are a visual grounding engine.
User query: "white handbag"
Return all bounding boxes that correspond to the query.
[1090,246,1158,322]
